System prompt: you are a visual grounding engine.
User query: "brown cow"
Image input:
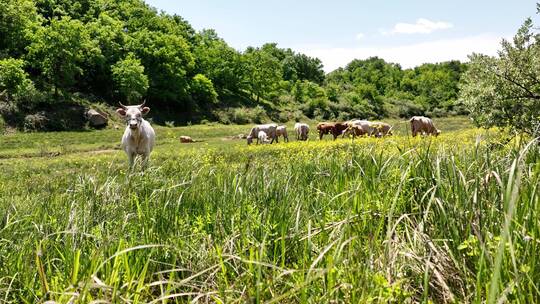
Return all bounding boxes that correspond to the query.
[410,116,440,137]
[317,122,347,140]
[179,135,194,143]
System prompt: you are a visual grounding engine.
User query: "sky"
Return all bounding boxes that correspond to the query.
[144,0,538,72]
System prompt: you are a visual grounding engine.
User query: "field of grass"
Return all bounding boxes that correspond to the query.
[1,117,539,303]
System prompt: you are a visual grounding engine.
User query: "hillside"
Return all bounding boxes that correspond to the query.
[0,0,468,131]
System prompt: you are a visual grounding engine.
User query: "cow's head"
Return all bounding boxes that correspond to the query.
[116,101,150,130]
[435,129,441,137]
[246,136,253,145]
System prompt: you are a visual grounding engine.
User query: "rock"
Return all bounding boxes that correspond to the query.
[86,109,108,128]
[179,135,194,143]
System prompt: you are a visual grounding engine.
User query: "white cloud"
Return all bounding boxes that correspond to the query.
[382,18,453,35]
[295,34,506,72]
[355,33,365,40]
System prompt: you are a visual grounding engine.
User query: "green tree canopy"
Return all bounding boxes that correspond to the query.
[111,53,149,103]
[193,29,244,94]
[190,74,218,105]
[460,18,540,136]
[0,58,35,103]
[0,0,41,58]
[244,47,282,102]
[26,17,100,98]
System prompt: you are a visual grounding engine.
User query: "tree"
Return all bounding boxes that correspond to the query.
[0,0,41,58]
[190,74,218,105]
[282,54,325,84]
[111,53,149,103]
[127,29,194,103]
[193,29,244,94]
[0,58,35,103]
[26,17,100,98]
[460,18,540,136]
[244,48,282,102]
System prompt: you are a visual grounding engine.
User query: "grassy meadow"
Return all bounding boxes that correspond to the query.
[1,117,539,303]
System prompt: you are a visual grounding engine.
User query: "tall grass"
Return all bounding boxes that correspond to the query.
[0,127,539,303]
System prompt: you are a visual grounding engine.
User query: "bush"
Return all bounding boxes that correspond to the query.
[23,112,47,131]
[0,116,5,133]
[395,100,425,118]
[232,108,250,124]
[250,105,266,124]
[426,107,448,118]
[214,106,268,125]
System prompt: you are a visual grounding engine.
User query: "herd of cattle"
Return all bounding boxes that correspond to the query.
[114,102,441,167]
[246,116,441,145]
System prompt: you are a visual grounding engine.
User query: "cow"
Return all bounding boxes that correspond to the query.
[294,122,310,141]
[258,130,270,144]
[317,122,347,140]
[370,122,393,137]
[276,125,289,142]
[247,123,278,145]
[410,116,441,137]
[342,120,374,138]
[179,136,194,143]
[116,101,155,168]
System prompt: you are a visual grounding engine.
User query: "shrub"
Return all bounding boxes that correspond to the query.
[426,107,448,118]
[232,108,250,124]
[23,112,47,131]
[0,116,5,133]
[396,100,425,118]
[250,105,266,124]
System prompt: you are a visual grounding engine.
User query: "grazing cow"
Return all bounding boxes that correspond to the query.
[294,122,310,141]
[410,116,441,137]
[247,123,278,145]
[179,136,194,143]
[317,122,347,140]
[370,122,393,137]
[258,130,270,144]
[116,101,155,168]
[342,120,373,138]
[276,125,289,142]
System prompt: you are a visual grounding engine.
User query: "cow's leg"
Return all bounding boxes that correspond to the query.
[128,152,135,169]
[141,153,149,169]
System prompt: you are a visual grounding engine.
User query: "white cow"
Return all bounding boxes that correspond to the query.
[258,130,270,144]
[276,125,289,142]
[116,101,155,168]
[247,123,278,145]
[294,122,309,141]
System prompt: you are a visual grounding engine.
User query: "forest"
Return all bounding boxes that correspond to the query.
[0,0,468,130]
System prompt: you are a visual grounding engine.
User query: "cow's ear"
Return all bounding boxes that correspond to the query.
[141,107,150,115]
[116,108,127,117]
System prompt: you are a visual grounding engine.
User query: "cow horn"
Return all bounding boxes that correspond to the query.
[139,99,146,108]
[118,102,127,109]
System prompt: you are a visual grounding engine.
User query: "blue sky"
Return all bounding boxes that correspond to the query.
[144,0,538,71]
